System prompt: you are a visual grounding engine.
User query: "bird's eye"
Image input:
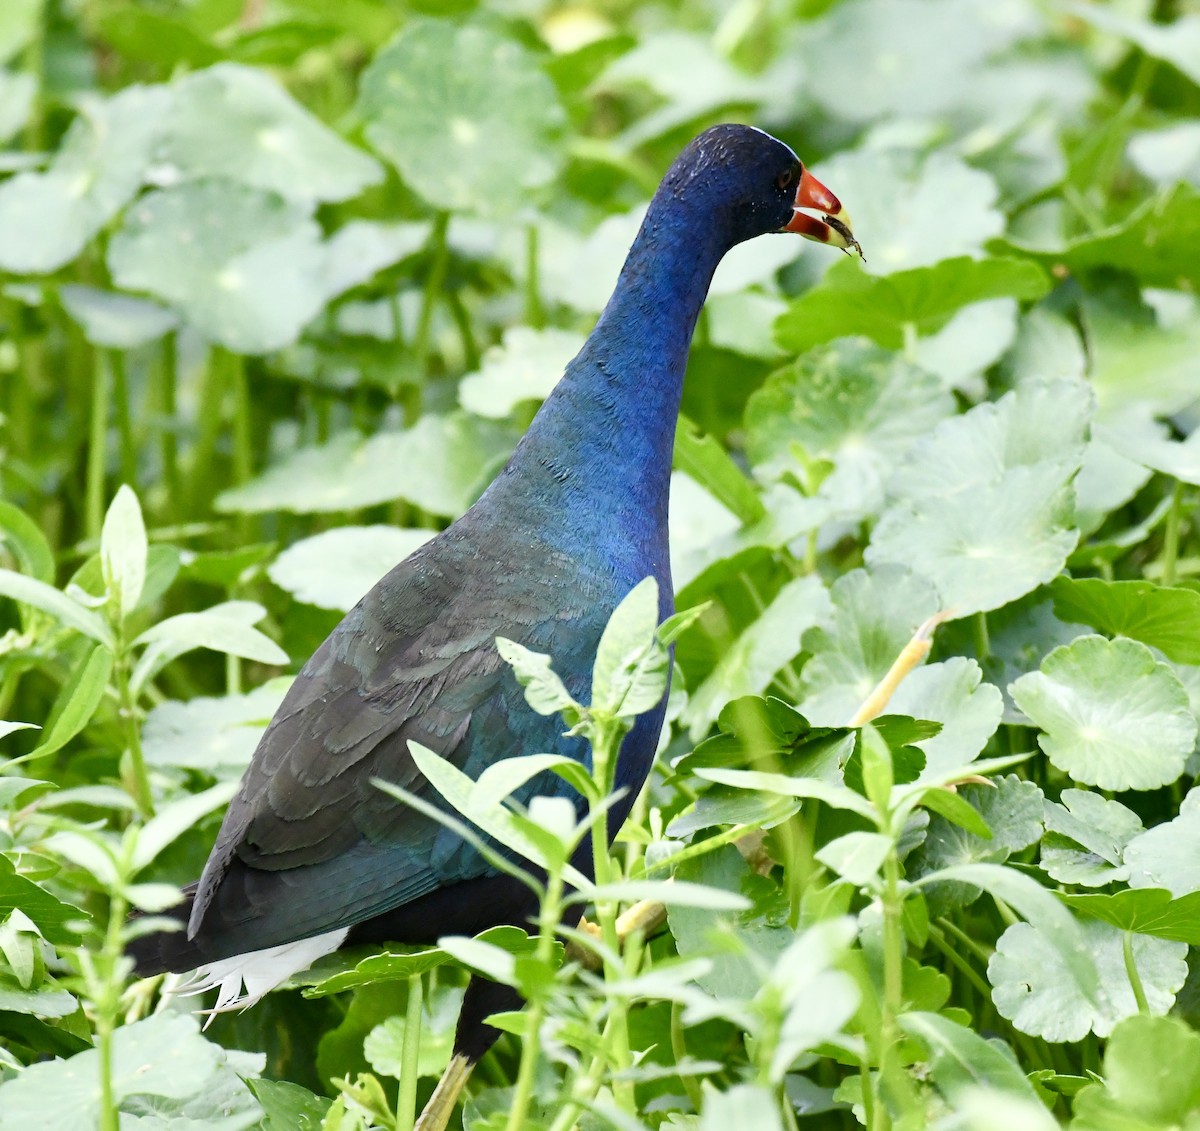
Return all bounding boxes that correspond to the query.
[776,165,799,190]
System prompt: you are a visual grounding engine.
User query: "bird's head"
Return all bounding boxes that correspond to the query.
[661,123,862,258]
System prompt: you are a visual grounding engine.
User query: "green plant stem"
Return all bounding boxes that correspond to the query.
[113,635,153,817]
[670,1000,704,1111]
[87,347,109,542]
[973,611,990,662]
[189,348,228,516]
[1122,931,1149,1014]
[1161,480,1184,587]
[901,321,917,362]
[926,924,991,1000]
[396,974,423,1131]
[109,350,136,487]
[935,916,994,967]
[89,869,131,1131]
[412,212,450,380]
[505,864,564,1131]
[525,224,544,329]
[158,334,180,514]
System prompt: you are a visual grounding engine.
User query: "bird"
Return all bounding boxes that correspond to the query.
[129,123,857,1127]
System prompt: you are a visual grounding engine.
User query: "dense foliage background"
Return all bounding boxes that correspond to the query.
[0,0,1198,1127]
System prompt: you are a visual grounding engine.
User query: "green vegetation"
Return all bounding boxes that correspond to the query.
[0,1,1198,1128]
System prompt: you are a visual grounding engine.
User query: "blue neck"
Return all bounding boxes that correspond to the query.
[485,204,730,547]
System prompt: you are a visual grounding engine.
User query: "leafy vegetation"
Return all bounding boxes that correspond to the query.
[0,0,1198,1128]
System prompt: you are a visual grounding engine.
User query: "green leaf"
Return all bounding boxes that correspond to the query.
[247,1078,331,1130]
[1099,420,1200,487]
[29,645,112,759]
[1124,790,1200,898]
[1051,577,1200,664]
[745,340,955,521]
[697,768,877,822]
[684,574,831,740]
[458,326,585,419]
[496,638,578,720]
[0,863,89,945]
[798,565,939,725]
[216,416,515,518]
[0,500,55,584]
[300,927,543,998]
[1067,3,1200,86]
[135,602,289,666]
[58,285,179,348]
[699,1084,784,1131]
[673,416,766,525]
[581,880,750,912]
[775,257,1048,353]
[359,20,567,215]
[131,781,238,872]
[1010,635,1197,791]
[1041,789,1144,887]
[989,918,1186,1041]
[364,984,463,1083]
[815,830,892,887]
[0,568,112,646]
[0,85,169,274]
[1063,889,1200,945]
[0,1011,237,1129]
[161,63,382,203]
[1070,1015,1200,1129]
[142,678,289,773]
[795,150,1004,274]
[267,526,435,611]
[591,577,667,719]
[0,71,33,143]
[900,1012,1040,1105]
[0,0,43,66]
[100,485,147,622]
[108,180,327,354]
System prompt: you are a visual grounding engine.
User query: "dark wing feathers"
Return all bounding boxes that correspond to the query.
[186,533,611,956]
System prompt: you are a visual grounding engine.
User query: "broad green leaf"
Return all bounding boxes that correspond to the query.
[1099,421,1200,487]
[745,340,954,521]
[591,577,667,718]
[1064,889,1200,945]
[697,768,877,822]
[1041,789,1143,887]
[437,935,518,985]
[792,150,1004,274]
[989,919,1186,1041]
[667,471,744,591]
[0,863,89,945]
[364,984,463,1082]
[496,639,578,720]
[1010,635,1196,791]
[0,71,35,143]
[1070,1015,1200,1130]
[267,526,435,611]
[216,415,516,518]
[135,603,289,666]
[684,574,830,740]
[247,1078,331,1130]
[1125,790,1200,898]
[775,257,1048,352]
[911,776,1044,913]
[581,880,750,911]
[58,285,178,348]
[0,1012,230,1129]
[161,63,382,203]
[889,658,1004,781]
[0,568,112,645]
[900,1012,1040,1104]
[911,298,1018,391]
[668,847,793,1000]
[0,1,42,66]
[0,974,75,1020]
[699,1084,783,1131]
[458,326,584,419]
[359,20,567,215]
[1130,122,1200,186]
[0,500,55,584]
[0,85,169,273]
[798,565,939,726]
[919,862,1098,1003]
[108,180,327,354]
[100,485,147,621]
[30,645,112,759]
[1068,3,1200,86]
[142,678,289,773]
